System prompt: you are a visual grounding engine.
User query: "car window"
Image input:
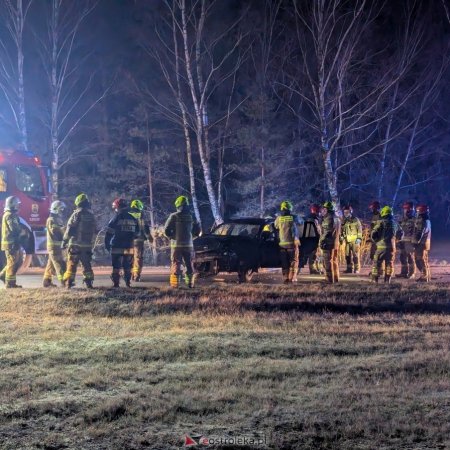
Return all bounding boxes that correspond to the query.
[300,221,318,238]
[230,224,260,237]
[212,224,232,235]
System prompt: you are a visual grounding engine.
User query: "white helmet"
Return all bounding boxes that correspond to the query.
[4,196,21,212]
[50,200,66,214]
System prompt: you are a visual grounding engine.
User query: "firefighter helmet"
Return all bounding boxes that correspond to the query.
[112,198,128,211]
[131,199,144,211]
[416,204,429,215]
[4,196,21,212]
[175,195,189,208]
[402,201,414,211]
[380,206,392,217]
[50,200,66,214]
[342,205,353,213]
[369,201,380,212]
[310,204,320,215]
[280,200,293,211]
[74,193,89,207]
[322,201,335,211]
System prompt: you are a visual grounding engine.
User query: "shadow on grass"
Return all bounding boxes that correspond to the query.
[45,283,450,318]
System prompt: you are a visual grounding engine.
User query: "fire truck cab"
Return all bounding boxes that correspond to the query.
[0,148,51,270]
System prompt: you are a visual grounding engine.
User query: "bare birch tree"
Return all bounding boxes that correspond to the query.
[36,0,110,196]
[0,0,33,151]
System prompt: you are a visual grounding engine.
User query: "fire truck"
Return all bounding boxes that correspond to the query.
[0,148,52,271]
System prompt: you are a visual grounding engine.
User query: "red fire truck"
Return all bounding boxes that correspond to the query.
[0,148,52,270]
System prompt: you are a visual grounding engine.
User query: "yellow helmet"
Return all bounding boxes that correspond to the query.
[380,206,392,217]
[74,193,89,207]
[280,200,293,211]
[175,195,189,208]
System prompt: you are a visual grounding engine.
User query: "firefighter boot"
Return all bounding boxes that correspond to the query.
[384,274,391,284]
[185,273,195,288]
[6,281,22,288]
[43,279,57,288]
[84,279,94,289]
[0,272,5,284]
[111,273,120,288]
[371,275,379,284]
[124,272,132,288]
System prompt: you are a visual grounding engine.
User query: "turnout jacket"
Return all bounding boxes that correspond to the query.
[319,213,341,250]
[129,207,153,244]
[341,216,362,243]
[46,213,65,252]
[399,214,416,241]
[164,205,200,249]
[371,216,402,249]
[105,209,140,252]
[63,207,97,250]
[1,211,21,251]
[413,214,431,250]
[274,211,302,248]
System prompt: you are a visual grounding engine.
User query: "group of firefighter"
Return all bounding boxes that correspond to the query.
[274,199,431,284]
[1,192,431,288]
[0,193,196,289]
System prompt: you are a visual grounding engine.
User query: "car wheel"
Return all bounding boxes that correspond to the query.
[238,267,254,283]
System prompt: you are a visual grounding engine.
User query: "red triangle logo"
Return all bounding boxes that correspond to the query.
[184,435,198,446]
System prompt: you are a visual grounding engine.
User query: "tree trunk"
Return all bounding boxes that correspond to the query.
[180,0,223,225]
[17,0,28,152]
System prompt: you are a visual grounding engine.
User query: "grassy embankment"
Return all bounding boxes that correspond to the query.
[1,283,450,449]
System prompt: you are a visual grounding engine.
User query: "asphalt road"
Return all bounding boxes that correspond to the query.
[2,263,450,289]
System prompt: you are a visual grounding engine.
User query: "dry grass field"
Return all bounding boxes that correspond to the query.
[1,282,450,449]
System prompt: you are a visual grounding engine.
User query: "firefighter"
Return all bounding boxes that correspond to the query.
[306,204,322,274]
[43,200,67,287]
[0,196,23,288]
[340,205,363,274]
[273,201,302,284]
[371,206,402,284]
[164,196,200,288]
[397,201,416,278]
[368,201,381,264]
[105,198,139,288]
[413,204,431,282]
[62,193,97,289]
[129,199,153,282]
[319,201,341,283]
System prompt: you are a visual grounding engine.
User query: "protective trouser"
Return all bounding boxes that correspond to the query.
[369,242,377,261]
[0,249,21,287]
[399,242,415,277]
[63,247,94,286]
[307,247,322,274]
[345,242,361,272]
[415,245,430,282]
[111,252,133,287]
[322,249,339,283]
[279,246,299,282]
[170,248,195,288]
[43,249,66,285]
[371,248,395,282]
[132,241,144,280]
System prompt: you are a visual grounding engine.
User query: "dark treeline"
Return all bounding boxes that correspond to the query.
[0,0,449,233]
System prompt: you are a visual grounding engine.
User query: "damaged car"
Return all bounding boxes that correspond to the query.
[193,217,320,282]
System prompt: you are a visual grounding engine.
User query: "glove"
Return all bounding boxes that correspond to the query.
[61,241,68,250]
[339,237,344,244]
[355,239,362,245]
[294,238,300,246]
